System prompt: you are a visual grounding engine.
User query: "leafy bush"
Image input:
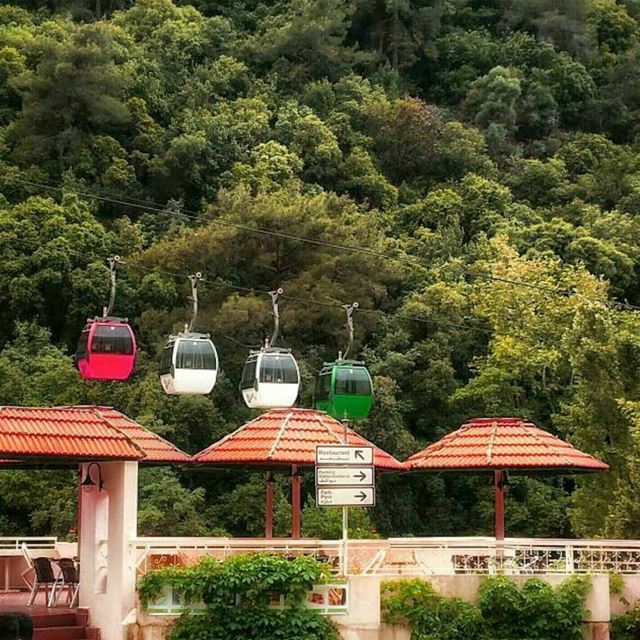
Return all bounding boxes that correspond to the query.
[0,613,32,640]
[381,576,591,640]
[611,604,640,640]
[138,554,338,640]
[382,579,483,640]
[479,576,590,640]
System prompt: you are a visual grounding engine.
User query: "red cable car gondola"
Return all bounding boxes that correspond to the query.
[75,257,137,381]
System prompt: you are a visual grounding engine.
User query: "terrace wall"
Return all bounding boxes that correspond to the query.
[130,573,620,640]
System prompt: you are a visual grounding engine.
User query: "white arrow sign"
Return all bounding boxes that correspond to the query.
[316,445,373,465]
[316,466,374,487]
[316,487,375,507]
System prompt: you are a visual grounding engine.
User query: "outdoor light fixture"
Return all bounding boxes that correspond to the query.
[81,462,105,493]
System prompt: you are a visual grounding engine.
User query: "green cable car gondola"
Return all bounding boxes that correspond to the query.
[314,302,374,420]
[315,360,374,420]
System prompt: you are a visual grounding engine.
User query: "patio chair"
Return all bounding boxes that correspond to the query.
[50,558,79,608]
[27,558,60,607]
[20,543,34,590]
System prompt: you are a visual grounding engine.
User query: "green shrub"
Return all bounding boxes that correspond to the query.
[381,579,484,640]
[0,613,32,640]
[138,554,339,640]
[382,576,591,640]
[611,604,640,640]
[479,575,590,640]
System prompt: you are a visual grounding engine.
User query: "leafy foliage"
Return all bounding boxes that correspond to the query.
[137,554,338,640]
[381,576,591,640]
[611,603,640,640]
[0,0,640,542]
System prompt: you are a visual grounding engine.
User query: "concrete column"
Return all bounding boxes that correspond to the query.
[79,461,139,640]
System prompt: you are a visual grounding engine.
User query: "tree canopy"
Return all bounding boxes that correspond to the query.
[0,0,640,540]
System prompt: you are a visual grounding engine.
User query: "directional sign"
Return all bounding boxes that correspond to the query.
[315,445,373,466]
[316,466,374,487]
[316,487,375,507]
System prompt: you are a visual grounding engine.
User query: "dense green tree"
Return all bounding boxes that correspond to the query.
[465,66,522,153]
[10,21,131,171]
[0,0,639,541]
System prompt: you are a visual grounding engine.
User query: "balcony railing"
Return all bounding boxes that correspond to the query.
[132,536,640,578]
[0,537,57,550]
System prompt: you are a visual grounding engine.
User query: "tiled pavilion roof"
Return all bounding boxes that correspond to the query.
[404,417,609,472]
[192,408,404,470]
[0,406,190,464]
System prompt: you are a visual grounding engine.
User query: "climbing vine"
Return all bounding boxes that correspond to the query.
[138,554,339,640]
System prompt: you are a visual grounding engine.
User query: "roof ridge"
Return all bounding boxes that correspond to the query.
[486,420,498,465]
[318,414,344,443]
[97,409,190,460]
[412,422,474,462]
[192,412,266,461]
[91,409,146,459]
[514,419,574,468]
[267,411,294,460]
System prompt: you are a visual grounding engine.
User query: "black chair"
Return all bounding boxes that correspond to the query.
[50,558,79,608]
[27,558,60,607]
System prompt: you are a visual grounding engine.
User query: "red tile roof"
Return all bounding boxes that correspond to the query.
[192,408,404,470]
[90,407,191,464]
[404,417,609,472]
[0,407,190,464]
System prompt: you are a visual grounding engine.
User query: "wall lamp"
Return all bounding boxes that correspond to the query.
[81,462,105,493]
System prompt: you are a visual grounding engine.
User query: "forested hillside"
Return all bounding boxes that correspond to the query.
[1,0,640,540]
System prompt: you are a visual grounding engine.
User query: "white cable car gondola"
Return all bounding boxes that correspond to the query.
[159,273,219,396]
[240,288,300,409]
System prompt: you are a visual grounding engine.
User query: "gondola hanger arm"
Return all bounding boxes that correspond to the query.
[103,255,121,318]
[342,302,359,360]
[187,272,202,332]
[268,287,284,348]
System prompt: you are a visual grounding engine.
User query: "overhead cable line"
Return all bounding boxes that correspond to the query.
[0,230,496,337]
[4,174,639,312]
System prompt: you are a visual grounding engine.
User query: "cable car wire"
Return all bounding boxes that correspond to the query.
[0,225,624,343]
[113,258,553,339]
[4,174,640,313]
[0,230,489,335]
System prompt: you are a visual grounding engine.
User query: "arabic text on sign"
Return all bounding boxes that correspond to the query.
[316,466,374,486]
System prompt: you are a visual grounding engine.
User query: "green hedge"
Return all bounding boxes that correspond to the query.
[138,554,338,640]
[381,576,591,640]
[0,613,32,640]
[611,604,640,640]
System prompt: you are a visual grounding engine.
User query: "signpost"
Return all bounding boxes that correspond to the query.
[316,487,375,507]
[316,446,374,465]
[315,443,376,576]
[316,466,374,487]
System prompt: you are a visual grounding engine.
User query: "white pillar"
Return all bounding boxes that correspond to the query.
[79,461,139,640]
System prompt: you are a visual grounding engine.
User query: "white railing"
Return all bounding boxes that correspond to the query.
[0,536,57,550]
[386,537,640,575]
[132,536,640,578]
[132,537,389,577]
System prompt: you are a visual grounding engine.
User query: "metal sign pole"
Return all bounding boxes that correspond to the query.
[315,441,375,576]
[342,418,349,577]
